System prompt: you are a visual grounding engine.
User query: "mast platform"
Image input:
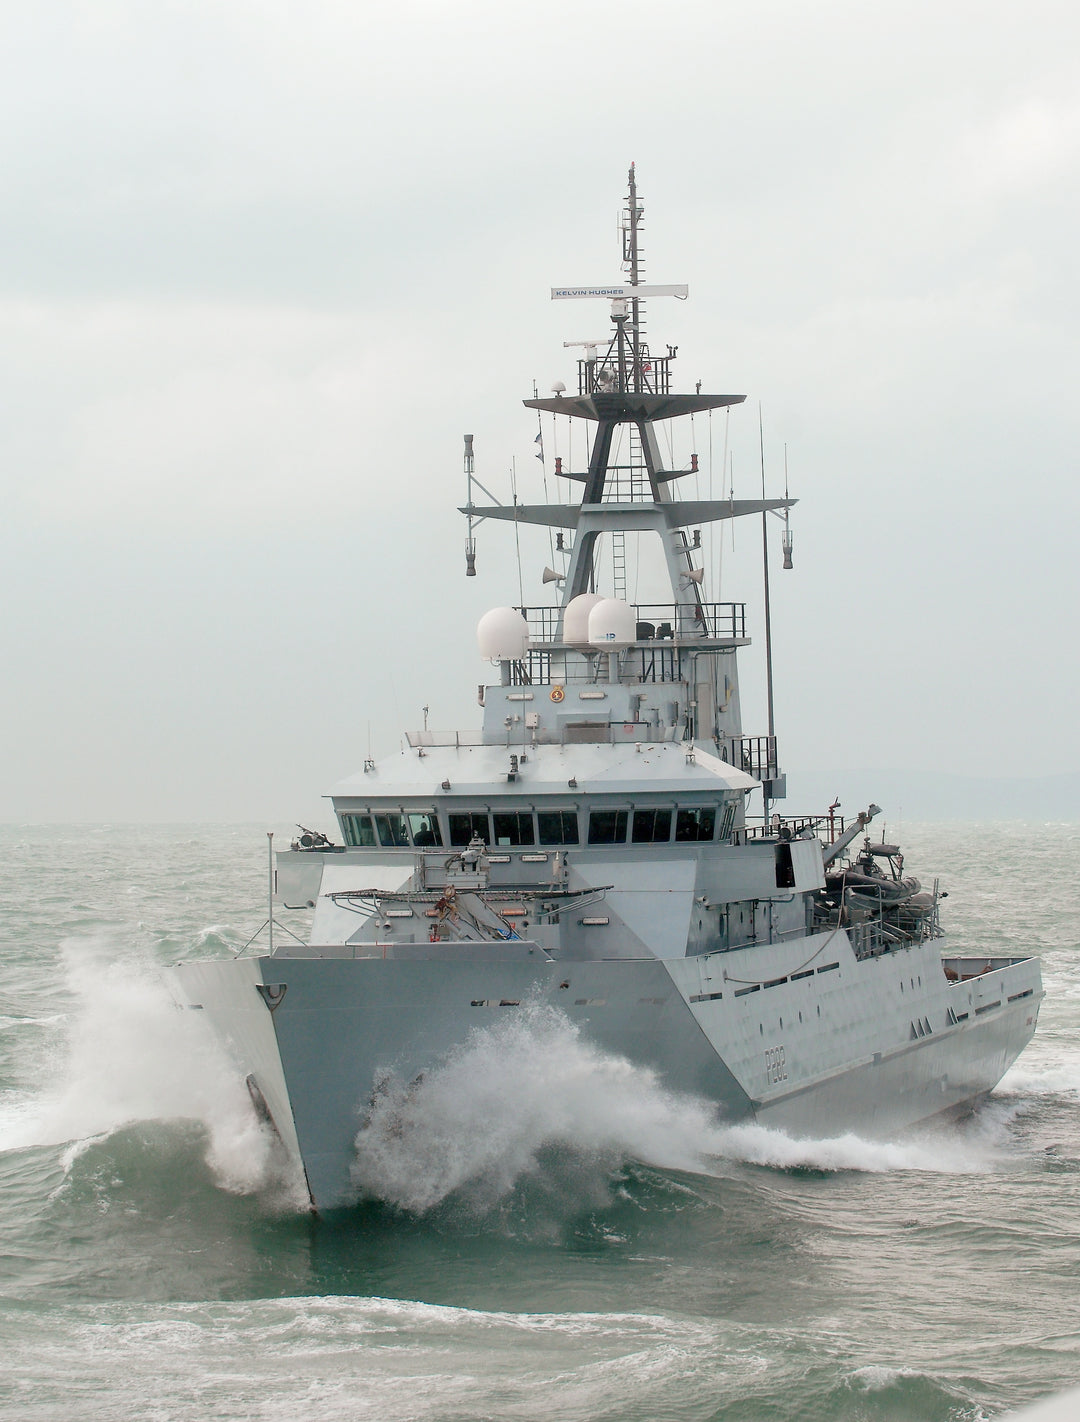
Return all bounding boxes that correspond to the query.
[524,392,745,422]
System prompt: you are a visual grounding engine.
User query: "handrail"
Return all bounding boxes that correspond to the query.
[517,601,746,644]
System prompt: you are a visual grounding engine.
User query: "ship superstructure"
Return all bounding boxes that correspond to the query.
[170,169,1042,1212]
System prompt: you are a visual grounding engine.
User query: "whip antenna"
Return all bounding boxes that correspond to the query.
[782,444,794,569]
[464,434,477,576]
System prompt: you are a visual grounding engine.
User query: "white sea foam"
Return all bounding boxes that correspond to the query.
[998,1053,1080,1098]
[0,1013,63,1031]
[0,1295,742,1422]
[708,1119,1003,1175]
[352,1001,1004,1212]
[0,935,300,1202]
[848,1364,920,1391]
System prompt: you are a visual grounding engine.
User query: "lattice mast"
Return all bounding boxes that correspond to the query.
[610,163,646,596]
[465,167,792,638]
[624,161,644,394]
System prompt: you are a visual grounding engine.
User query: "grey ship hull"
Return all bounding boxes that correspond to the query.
[170,932,1041,1211]
[171,170,1044,1213]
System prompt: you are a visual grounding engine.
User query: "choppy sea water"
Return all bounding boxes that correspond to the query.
[1,821,1078,1422]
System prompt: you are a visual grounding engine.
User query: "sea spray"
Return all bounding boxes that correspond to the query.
[707,1118,1005,1174]
[0,935,301,1201]
[351,1001,1007,1212]
[999,1050,1080,1099]
[351,1002,719,1211]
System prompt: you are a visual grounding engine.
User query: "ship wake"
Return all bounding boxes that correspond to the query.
[351,1002,1006,1214]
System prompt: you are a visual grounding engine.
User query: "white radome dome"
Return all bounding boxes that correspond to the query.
[588,597,636,651]
[477,606,530,662]
[562,592,605,647]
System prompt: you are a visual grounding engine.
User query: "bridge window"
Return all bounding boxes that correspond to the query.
[341,813,376,848]
[719,801,737,841]
[588,810,628,844]
[537,809,579,845]
[675,807,716,842]
[632,808,672,843]
[449,811,490,847]
[408,812,443,847]
[493,811,535,846]
[374,813,410,848]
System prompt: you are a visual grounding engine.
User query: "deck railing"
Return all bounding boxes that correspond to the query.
[577,352,673,396]
[742,813,829,842]
[719,735,778,782]
[517,602,746,645]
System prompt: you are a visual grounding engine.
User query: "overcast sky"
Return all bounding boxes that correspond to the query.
[1,0,1077,822]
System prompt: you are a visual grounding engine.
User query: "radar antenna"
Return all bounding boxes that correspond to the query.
[550,165,687,397]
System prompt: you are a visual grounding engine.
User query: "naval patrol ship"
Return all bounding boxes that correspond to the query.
[170,168,1043,1212]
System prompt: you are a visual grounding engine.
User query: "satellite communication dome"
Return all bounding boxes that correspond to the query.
[588,598,636,650]
[563,592,605,647]
[477,607,529,662]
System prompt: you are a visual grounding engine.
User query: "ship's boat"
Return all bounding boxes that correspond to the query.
[168,168,1043,1212]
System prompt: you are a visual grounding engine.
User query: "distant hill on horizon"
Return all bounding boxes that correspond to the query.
[782,769,1080,822]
